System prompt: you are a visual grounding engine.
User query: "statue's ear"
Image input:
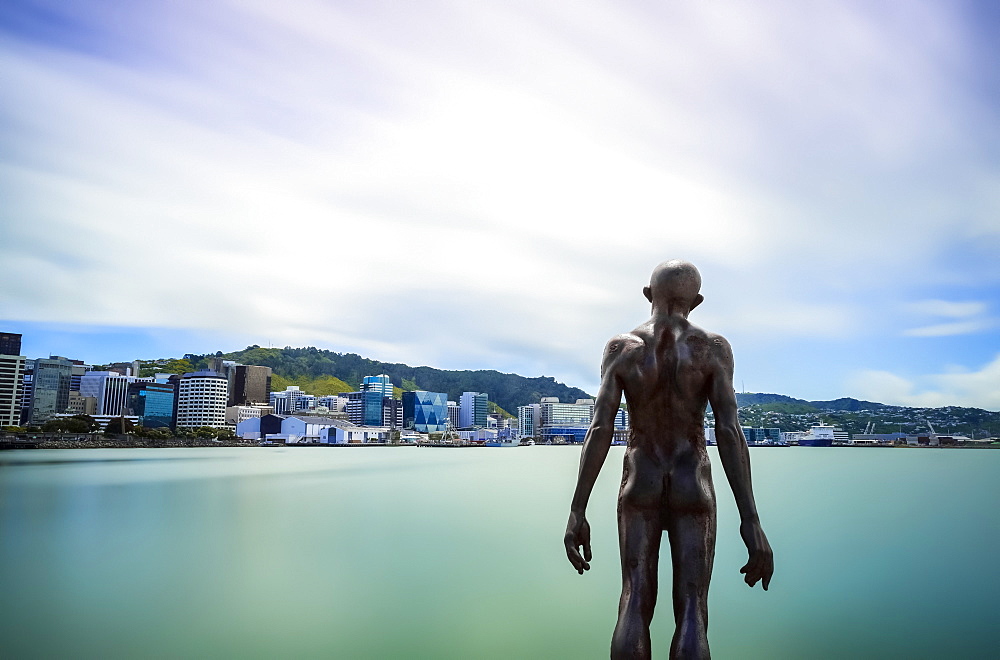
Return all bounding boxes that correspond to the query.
[690,294,704,311]
[643,286,652,303]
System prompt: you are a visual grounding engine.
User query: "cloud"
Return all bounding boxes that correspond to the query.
[850,354,1000,411]
[901,299,994,336]
[903,319,996,337]
[1,1,999,397]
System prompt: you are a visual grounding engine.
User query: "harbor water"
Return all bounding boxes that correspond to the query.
[1,446,998,659]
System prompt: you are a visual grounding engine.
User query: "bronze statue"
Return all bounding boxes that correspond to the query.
[565,260,773,659]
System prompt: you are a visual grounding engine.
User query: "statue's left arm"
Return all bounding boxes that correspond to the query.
[708,335,774,590]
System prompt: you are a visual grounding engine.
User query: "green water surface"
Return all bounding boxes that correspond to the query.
[1,446,997,659]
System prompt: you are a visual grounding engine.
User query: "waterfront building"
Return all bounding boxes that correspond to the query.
[0,351,25,428]
[518,404,540,439]
[346,391,401,427]
[175,370,228,429]
[447,401,460,429]
[80,371,152,417]
[237,414,356,443]
[540,398,594,428]
[459,391,489,429]
[27,356,75,424]
[230,365,272,406]
[127,382,177,428]
[402,391,448,433]
[742,427,783,444]
[362,374,393,398]
[322,425,391,444]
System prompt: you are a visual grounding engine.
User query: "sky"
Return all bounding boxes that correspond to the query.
[2,0,999,410]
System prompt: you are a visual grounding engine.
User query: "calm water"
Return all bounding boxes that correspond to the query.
[1,446,998,659]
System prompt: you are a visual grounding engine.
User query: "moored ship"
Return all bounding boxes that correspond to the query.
[798,424,835,447]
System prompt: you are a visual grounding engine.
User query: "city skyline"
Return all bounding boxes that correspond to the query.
[3,2,1000,411]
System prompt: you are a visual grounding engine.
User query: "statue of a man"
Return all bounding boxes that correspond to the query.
[564,259,773,659]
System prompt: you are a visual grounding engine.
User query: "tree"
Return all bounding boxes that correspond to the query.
[195,426,219,439]
[104,417,136,436]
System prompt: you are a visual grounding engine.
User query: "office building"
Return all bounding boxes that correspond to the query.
[447,401,460,429]
[540,398,594,428]
[225,404,274,426]
[0,332,22,357]
[80,371,151,416]
[362,374,393,398]
[346,391,400,427]
[176,370,228,428]
[127,382,176,428]
[518,404,540,439]
[270,386,308,415]
[230,365,272,405]
[27,356,75,424]
[0,344,25,427]
[402,391,448,433]
[459,391,489,429]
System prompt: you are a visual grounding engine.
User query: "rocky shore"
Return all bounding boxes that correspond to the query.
[19,436,252,450]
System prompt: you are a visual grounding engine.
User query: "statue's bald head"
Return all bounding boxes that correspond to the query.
[643,260,703,314]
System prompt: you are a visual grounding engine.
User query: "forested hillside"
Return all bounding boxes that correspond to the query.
[142,346,592,414]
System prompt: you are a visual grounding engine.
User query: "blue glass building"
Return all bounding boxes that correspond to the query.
[402,391,448,433]
[362,390,384,426]
[127,382,176,428]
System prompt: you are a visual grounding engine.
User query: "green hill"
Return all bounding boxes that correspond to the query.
[165,346,593,413]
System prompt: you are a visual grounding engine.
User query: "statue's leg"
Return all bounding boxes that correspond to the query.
[612,458,663,660]
[665,469,717,659]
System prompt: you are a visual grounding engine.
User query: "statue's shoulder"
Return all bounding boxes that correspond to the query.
[604,332,643,360]
[703,331,733,360]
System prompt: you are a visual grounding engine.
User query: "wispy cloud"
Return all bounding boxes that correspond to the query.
[2,1,999,402]
[851,354,1000,411]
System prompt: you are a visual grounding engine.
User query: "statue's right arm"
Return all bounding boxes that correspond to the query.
[565,338,624,574]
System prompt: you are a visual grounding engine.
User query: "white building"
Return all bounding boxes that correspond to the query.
[270,386,308,414]
[225,404,274,426]
[321,426,391,444]
[176,371,228,428]
[447,401,460,429]
[518,404,540,439]
[79,371,152,416]
[0,353,26,427]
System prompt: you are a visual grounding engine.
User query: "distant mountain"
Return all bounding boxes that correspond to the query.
[735,393,888,412]
[158,346,593,415]
[733,392,1000,438]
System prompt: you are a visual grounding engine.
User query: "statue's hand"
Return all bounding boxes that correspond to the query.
[564,511,592,575]
[739,519,773,590]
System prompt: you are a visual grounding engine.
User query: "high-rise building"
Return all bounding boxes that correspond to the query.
[459,392,489,429]
[402,391,448,433]
[127,382,176,428]
[175,371,228,429]
[0,334,25,427]
[27,356,75,424]
[362,374,393,398]
[0,333,22,357]
[447,401,460,429]
[518,404,540,439]
[230,365,272,405]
